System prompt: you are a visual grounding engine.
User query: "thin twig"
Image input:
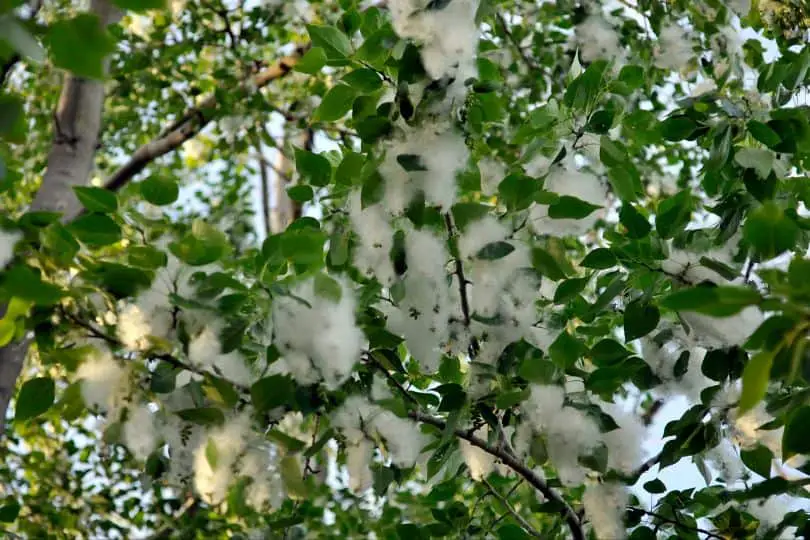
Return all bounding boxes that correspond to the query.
[410,410,584,540]
[364,352,419,406]
[629,506,724,540]
[495,13,539,72]
[482,478,543,538]
[146,496,199,540]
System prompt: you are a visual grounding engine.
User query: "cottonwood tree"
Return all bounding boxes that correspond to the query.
[1,0,810,538]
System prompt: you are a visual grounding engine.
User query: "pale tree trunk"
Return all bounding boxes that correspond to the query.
[0,0,121,430]
[269,128,311,234]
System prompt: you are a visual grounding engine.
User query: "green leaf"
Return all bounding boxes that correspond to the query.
[624,300,660,341]
[740,445,773,478]
[738,352,773,414]
[280,454,309,498]
[549,331,586,368]
[744,202,799,259]
[169,221,230,266]
[287,185,314,203]
[73,186,118,213]
[661,115,698,141]
[46,14,116,79]
[581,248,616,269]
[342,68,383,93]
[0,501,20,523]
[782,406,810,460]
[205,439,218,469]
[553,277,589,303]
[176,407,225,426]
[251,375,294,412]
[128,246,168,269]
[497,524,530,540]
[619,204,651,238]
[607,166,642,202]
[294,47,328,74]
[547,195,601,219]
[281,228,326,266]
[0,266,65,305]
[656,191,692,239]
[531,248,567,280]
[111,0,165,11]
[14,377,55,422]
[295,148,332,187]
[476,241,515,260]
[643,478,667,494]
[661,285,760,317]
[747,120,781,148]
[68,214,122,247]
[701,347,746,382]
[0,94,25,143]
[313,273,342,302]
[451,203,490,231]
[315,84,356,122]
[0,16,45,63]
[140,176,179,206]
[499,173,537,211]
[306,24,352,60]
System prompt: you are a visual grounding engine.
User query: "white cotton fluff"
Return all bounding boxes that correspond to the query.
[706,439,747,483]
[116,252,198,350]
[575,15,623,64]
[123,404,158,461]
[188,324,254,387]
[348,191,396,287]
[460,426,496,480]
[601,404,648,475]
[661,242,740,285]
[727,0,751,17]
[384,228,455,372]
[379,123,468,214]
[0,229,20,270]
[640,332,712,403]
[371,375,392,401]
[530,158,605,237]
[478,158,505,197]
[728,402,783,458]
[654,23,694,72]
[194,413,251,505]
[521,385,600,486]
[347,439,374,493]
[583,481,628,540]
[682,307,763,349]
[746,496,799,537]
[332,395,428,468]
[76,347,131,416]
[389,0,479,81]
[272,276,364,389]
[238,446,285,509]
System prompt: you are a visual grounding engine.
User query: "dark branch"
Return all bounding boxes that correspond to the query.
[629,506,725,540]
[482,477,543,538]
[410,410,584,540]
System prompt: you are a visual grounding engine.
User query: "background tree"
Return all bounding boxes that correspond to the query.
[1,0,810,538]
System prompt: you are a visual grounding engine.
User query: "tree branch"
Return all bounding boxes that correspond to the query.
[629,506,724,540]
[409,410,584,540]
[482,477,543,538]
[98,49,304,210]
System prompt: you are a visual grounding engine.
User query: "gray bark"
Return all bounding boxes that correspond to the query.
[269,129,311,234]
[0,0,120,429]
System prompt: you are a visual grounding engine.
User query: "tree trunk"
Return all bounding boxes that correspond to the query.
[0,0,120,431]
[269,128,311,234]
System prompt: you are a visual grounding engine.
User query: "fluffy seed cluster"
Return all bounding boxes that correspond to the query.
[519,385,600,486]
[583,481,628,540]
[348,191,397,287]
[530,157,606,237]
[575,15,624,64]
[383,227,457,372]
[389,0,479,83]
[640,326,713,403]
[378,121,469,215]
[654,23,694,71]
[76,346,132,419]
[188,323,254,387]
[271,276,364,389]
[332,396,428,489]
